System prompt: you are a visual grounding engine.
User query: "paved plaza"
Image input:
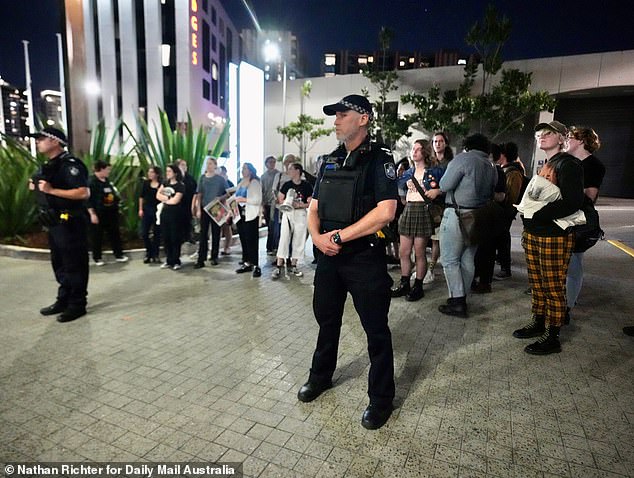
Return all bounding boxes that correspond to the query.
[1,199,633,478]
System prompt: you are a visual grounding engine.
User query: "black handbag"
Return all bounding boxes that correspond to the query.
[573,197,604,252]
[455,200,505,246]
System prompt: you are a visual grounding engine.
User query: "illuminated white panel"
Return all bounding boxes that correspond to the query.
[239,61,264,177]
[227,62,239,184]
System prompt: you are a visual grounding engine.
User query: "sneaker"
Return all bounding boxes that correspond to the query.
[143,257,151,264]
[290,266,303,277]
[272,267,282,280]
[160,262,171,269]
[252,266,262,278]
[494,270,511,280]
[189,252,199,260]
[115,255,129,263]
[94,260,105,266]
[172,264,182,271]
[423,269,434,284]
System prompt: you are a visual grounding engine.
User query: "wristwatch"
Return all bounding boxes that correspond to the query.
[332,232,342,245]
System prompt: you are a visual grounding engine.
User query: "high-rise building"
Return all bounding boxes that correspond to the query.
[39,90,64,128]
[0,77,29,142]
[241,29,303,82]
[63,0,239,151]
[321,49,470,76]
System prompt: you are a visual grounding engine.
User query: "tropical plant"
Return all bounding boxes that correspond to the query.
[0,135,42,240]
[277,81,333,165]
[361,29,411,149]
[401,4,555,141]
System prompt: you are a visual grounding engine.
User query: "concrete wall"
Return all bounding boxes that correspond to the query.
[264,50,634,172]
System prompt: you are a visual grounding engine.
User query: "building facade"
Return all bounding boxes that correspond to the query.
[63,0,239,152]
[241,29,302,82]
[0,77,29,142]
[321,49,471,77]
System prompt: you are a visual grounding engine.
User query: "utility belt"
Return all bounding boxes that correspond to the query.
[38,207,84,227]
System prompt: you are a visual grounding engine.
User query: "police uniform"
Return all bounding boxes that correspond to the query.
[308,136,398,408]
[37,152,90,312]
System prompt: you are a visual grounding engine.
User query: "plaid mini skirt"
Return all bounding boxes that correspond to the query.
[398,201,435,237]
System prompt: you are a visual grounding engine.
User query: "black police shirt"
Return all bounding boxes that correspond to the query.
[45,153,89,210]
[313,140,398,205]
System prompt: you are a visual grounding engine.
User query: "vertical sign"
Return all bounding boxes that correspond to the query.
[191,0,198,65]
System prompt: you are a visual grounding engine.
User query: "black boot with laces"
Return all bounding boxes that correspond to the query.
[524,326,561,355]
[513,315,546,339]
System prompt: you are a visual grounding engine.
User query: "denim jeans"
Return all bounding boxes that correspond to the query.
[566,252,584,308]
[439,208,477,298]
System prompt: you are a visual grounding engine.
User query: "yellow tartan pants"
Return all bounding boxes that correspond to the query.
[522,231,574,327]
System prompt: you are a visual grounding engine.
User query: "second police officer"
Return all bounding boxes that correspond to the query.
[29,127,90,323]
[297,94,398,430]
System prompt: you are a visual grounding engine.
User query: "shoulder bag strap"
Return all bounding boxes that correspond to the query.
[410,173,432,205]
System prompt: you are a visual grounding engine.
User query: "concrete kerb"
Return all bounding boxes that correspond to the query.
[0,227,268,261]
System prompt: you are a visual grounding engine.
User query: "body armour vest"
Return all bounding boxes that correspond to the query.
[318,141,378,232]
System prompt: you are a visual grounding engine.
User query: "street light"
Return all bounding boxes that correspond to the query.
[263,40,287,158]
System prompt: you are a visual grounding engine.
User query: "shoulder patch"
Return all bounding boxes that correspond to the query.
[69,166,80,176]
[384,162,396,180]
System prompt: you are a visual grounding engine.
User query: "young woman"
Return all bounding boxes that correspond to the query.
[234,163,262,277]
[392,140,444,301]
[424,131,453,284]
[272,163,313,279]
[138,166,162,263]
[156,163,185,270]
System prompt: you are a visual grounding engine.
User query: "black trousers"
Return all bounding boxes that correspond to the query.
[197,211,221,263]
[141,207,161,259]
[310,245,395,406]
[162,212,182,266]
[48,214,89,309]
[91,208,123,260]
[474,240,497,285]
[494,215,515,272]
[263,204,280,253]
[236,210,259,266]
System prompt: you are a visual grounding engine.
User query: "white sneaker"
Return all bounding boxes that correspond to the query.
[115,255,129,263]
[94,260,105,266]
[160,262,171,269]
[423,269,435,284]
[272,267,282,280]
[172,264,182,270]
[290,266,303,277]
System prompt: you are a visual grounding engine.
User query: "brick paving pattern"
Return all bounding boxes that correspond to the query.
[1,227,633,477]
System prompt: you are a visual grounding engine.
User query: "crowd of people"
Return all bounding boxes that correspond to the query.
[30,99,627,429]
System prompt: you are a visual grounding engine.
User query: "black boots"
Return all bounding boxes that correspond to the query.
[525,326,561,355]
[513,315,546,338]
[406,279,424,301]
[392,277,424,301]
[391,276,410,298]
[438,297,468,318]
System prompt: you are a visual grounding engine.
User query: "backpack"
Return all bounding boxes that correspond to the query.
[554,156,604,252]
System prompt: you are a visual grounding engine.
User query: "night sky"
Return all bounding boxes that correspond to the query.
[1,0,633,96]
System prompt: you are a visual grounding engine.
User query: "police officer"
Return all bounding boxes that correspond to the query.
[297,95,398,430]
[29,127,90,323]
